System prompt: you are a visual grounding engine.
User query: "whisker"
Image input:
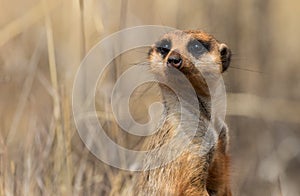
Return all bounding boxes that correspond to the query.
[127,61,151,66]
[229,66,265,74]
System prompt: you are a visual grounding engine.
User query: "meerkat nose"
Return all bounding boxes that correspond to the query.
[167,51,182,69]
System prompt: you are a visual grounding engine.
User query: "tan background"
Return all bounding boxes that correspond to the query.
[1,0,300,195]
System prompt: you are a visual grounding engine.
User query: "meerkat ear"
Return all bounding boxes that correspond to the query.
[219,43,231,72]
[218,125,229,154]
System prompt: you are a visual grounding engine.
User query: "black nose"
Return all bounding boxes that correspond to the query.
[167,53,182,69]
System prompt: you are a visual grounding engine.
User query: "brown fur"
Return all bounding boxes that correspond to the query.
[132,30,232,195]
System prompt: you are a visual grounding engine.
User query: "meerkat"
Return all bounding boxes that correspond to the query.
[129,30,232,196]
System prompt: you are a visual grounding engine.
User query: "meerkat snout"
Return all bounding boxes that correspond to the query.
[166,50,183,69]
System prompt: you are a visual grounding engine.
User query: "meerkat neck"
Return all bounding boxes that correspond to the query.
[159,75,211,122]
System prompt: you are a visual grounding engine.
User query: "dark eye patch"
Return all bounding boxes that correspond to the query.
[155,39,172,58]
[187,39,210,58]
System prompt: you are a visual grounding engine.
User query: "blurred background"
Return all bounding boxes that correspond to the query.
[1,0,300,195]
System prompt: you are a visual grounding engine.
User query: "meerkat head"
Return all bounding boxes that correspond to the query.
[148,30,231,73]
[148,30,231,98]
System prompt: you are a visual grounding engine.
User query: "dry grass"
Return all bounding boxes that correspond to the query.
[0,0,300,195]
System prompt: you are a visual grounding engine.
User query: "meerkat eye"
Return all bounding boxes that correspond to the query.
[155,39,172,57]
[187,39,210,58]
